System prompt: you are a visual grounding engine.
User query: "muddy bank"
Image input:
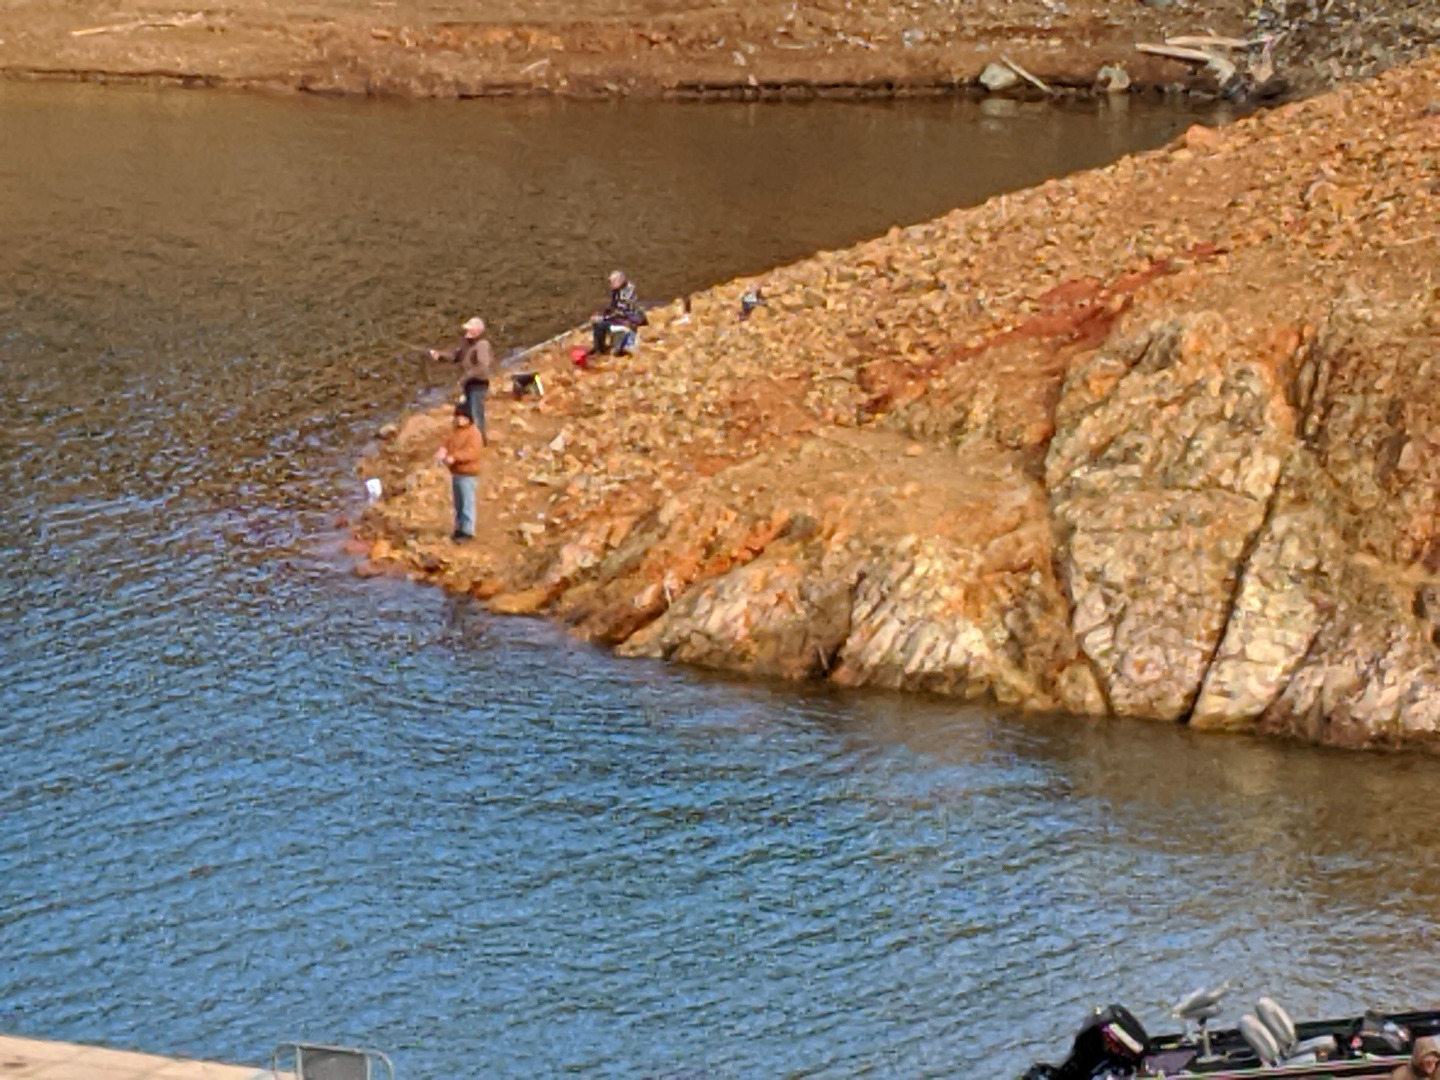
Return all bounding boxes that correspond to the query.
[359,55,1439,749]
[1,0,1435,100]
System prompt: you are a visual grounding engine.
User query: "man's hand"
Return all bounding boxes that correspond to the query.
[429,349,441,361]
[434,447,450,465]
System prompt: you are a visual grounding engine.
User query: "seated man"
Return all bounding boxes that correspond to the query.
[591,270,646,357]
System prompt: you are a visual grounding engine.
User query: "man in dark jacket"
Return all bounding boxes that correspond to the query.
[591,271,646,357]
[431,316,496,444]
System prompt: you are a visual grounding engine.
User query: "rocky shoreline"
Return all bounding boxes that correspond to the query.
[354,52,1438,750]
[1,0,1435,101]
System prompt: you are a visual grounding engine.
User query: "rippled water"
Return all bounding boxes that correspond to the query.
[4,82,1440,1079]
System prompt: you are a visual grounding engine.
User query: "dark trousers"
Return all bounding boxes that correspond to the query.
[592,320,613,355]
[592,320,636,356]
[463,379,489,444]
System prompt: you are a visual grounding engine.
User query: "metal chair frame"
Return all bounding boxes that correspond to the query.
[270,1041,395,1080]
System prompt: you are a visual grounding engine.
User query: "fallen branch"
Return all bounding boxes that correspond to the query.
[71,13,204,37]
[72,22,145,37]
[1164,34,1254,51]
[1136,40,1239,89]
[1001,53,1052,94]
[1136,42,1218,64]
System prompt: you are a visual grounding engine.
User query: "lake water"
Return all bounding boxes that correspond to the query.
[4,82,1440,1078]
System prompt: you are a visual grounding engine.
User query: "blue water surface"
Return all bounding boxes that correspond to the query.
[4,82,1440,1079]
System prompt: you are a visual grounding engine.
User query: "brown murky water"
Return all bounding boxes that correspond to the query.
[5,82,1439,1079]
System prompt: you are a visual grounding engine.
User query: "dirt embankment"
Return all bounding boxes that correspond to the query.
[0,0,1435,99]
[356,55,1439,750]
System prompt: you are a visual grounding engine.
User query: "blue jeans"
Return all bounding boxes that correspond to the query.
[463,379,489,444]
[451,474,478,538]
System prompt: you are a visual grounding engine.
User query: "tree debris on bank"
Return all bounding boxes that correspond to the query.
[1,0,1434,98]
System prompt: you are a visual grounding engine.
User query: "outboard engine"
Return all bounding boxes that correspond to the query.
[1023,1006,1150,1079]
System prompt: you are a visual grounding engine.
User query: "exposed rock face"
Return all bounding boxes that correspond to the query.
[1295,298,1440,571]
[359,56,1440,752]
[1047,314,1295,720]
[1252,300,1440,746]
[1188,487,1330,731]
[619,542,855,681]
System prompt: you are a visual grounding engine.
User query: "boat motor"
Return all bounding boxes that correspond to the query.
[1022,1005,1150,1079]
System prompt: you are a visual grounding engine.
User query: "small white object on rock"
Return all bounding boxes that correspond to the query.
[1095,63,1131,94]
[364,477,383,502]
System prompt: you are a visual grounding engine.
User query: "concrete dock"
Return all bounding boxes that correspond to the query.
[0,1034,279,1079]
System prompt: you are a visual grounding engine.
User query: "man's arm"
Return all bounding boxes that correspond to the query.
[429,339,462,363]
[435,429,456,466]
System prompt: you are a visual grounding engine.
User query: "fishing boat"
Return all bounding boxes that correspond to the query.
[1022,982,1435,1078]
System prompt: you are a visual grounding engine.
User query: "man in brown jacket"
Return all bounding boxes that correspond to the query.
[430,316,496,445]
[435,404,484,540]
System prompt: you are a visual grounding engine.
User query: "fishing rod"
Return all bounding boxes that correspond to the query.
[500,294,669,370]
[393,343,434,385]
[499,325,583,370]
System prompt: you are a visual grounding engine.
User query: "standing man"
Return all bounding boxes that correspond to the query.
[435,404,484,541]
[590,270,647,357]
[431,316,496,444]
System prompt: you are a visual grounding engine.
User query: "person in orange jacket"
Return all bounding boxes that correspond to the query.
[435,404,484,541]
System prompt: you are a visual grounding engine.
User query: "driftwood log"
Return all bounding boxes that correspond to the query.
[71,12,205,37]
[1135,33,1281,100]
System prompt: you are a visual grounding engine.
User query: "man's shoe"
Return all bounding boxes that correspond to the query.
[451,531,474,541]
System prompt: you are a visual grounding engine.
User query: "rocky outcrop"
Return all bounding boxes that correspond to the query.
[1046,313,1296,721]
[1250,299,1440,745]
[358,55,1440,751]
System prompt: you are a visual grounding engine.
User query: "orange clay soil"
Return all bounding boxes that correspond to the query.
[0,0,1260,98]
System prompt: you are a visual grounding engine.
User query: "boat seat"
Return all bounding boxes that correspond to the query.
[1170,981,1231,1063]
[1239,999,1339,1067]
